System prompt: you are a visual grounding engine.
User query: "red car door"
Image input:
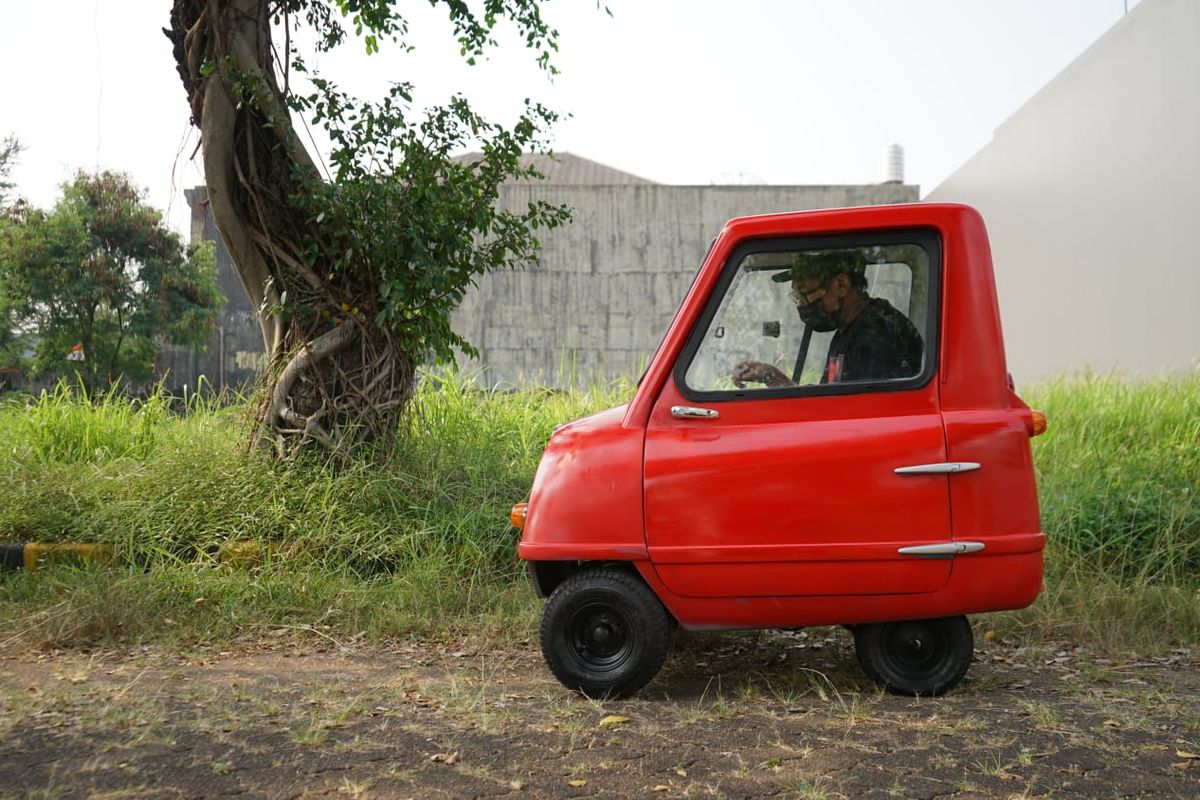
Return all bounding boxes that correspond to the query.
[643,233,954,599]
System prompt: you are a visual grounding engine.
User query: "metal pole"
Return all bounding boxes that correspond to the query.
[218,326,226,394]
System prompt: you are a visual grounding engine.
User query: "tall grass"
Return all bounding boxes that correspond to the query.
[3,381,174,463]
[0,563,541,649]
[0,371,1195,652]
[1025,373,1199,583]
[0,371,630,577]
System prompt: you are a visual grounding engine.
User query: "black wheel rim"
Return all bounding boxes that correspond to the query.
[881,620,947,678]
[566,601,634,674]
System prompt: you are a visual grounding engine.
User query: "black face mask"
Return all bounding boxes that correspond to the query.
[798,299,839,332]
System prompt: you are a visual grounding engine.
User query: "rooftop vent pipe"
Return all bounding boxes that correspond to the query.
[875,144,905,184]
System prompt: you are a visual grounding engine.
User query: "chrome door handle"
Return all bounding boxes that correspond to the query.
[671,405,720,420]
[898,542,986,558]
[894,462,981,475]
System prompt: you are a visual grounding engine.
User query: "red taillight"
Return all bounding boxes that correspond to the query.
[509,502,528,530]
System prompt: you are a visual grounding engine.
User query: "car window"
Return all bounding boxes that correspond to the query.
[682,240,935,395]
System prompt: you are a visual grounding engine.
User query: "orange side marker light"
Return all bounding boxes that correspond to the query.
[1030,409,1048,437]
[510,502,528,530]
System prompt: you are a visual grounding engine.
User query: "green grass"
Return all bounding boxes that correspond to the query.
[3,379,175,463]
[1025,373,1200,583]
[0,563,541,650]
[984,372,1200,653]
[0,370,1195,654]
[0,371,630,576]
[0,370,624,648]
[983,569,1200,655]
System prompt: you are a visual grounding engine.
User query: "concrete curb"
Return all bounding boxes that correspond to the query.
[0,543,116,572]
[1,540,312,572]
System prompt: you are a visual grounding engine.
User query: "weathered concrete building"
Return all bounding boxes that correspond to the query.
[164,187,263,394]
[927,0,1199,381]
[180,155,917,389]
[451,153,918,386]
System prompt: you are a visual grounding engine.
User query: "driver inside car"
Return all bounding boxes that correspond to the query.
[732,251,923,387]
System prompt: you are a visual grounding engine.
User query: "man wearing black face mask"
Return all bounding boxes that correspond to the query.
[731,252,923,387]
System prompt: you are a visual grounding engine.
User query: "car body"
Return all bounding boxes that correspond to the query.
[515,203,1045,697]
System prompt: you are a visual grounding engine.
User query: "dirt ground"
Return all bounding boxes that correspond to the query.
[1,630,1198,800]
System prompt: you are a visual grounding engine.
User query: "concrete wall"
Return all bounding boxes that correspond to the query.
[452,183,917,386]
[927,0,1200,381]
[177,182,916,390]
[165,188,263,395]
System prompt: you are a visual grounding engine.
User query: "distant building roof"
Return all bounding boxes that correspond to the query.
[454,151,656,185]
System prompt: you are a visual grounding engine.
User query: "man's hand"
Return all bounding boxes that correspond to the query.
[732,360,792,388]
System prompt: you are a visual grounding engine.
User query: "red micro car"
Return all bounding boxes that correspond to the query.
[511,203,1046,698]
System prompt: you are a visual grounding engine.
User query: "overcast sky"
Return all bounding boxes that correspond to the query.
[1,0,1140,235]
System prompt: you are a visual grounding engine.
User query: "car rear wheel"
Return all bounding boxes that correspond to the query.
[539,568,672,698]
[853,615,973,696]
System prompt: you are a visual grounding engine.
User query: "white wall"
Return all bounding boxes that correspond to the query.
[927,0,1200,382]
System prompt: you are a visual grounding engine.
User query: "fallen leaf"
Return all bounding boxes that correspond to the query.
[1102,719,1121,729]
[1173,762,1191,771]
[430,752,459,765]
[651,786,670,792]
[599,714,630,728]
[1177,750,1200,760]
[675,767,688,777]
[567,779,587,787]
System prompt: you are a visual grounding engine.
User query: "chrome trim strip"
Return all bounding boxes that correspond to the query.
[898,541,987,558]
[894,461,982,475]
[671,405,720,419]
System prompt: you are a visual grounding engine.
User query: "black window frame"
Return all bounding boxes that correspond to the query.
[674,227,943,402]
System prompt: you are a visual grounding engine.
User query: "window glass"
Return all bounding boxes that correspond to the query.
[683,242,933,393]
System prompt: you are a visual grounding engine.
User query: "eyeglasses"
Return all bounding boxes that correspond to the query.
[790,283,827,305]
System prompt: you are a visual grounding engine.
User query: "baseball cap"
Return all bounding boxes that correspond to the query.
[771,250,866,284]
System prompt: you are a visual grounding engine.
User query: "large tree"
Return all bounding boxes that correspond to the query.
[166,1,570,455]
[0,171,221,393]
[0,135,25,369]
[0,135,23,209]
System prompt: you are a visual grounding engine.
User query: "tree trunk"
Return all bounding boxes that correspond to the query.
[168,0,415,454]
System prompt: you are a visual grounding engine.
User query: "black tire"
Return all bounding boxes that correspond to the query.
[539,568,672,699]
[853,615,973,696]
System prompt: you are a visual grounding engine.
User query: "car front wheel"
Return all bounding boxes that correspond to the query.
[539,568,672,698]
